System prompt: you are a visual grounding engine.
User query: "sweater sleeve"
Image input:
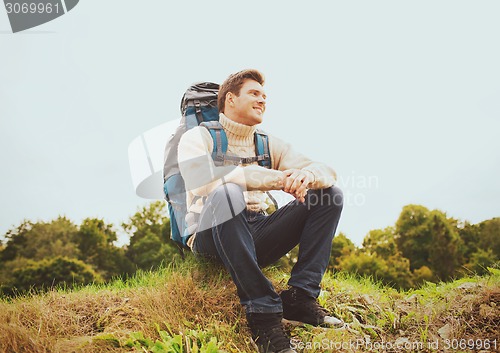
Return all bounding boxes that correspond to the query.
[269,135,337,189]
[178,127,285,197]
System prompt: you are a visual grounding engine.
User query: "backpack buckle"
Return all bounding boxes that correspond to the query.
[212,153,225,166]
[194,100,201,114]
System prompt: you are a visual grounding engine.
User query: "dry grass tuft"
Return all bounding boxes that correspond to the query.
[462,287,500,341]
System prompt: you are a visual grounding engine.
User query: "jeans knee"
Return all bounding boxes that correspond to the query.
[212,182,243,198]
[210,183,246,210]
[329,186,344,212]
[329,186,344,209]
[309,186,343,211]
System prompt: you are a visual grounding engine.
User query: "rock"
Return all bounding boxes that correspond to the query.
[360,294,374,306]
[395,337,411,346]
[438,323,452,340]
[405,294,418,302]
[457,282,480,290]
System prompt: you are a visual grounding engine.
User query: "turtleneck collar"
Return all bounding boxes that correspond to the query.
[219,113,256,138]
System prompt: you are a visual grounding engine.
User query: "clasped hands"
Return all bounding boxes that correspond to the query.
[282,169,314,203]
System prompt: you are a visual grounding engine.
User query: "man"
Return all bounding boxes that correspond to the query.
[178,69,343,353]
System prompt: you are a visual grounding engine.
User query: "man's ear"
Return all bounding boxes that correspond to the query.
[226,92,235,107]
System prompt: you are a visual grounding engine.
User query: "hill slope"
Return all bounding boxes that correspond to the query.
[1,259,499,353]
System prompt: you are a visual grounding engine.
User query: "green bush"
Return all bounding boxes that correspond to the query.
[10,256,102,293]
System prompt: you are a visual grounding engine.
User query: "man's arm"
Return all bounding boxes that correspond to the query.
[178,127,285,197]
[269,135,338,200]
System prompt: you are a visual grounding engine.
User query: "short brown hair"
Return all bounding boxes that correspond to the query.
[218,69,265,113]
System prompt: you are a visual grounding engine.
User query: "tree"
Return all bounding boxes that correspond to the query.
[395,205,434,271]
[74,218,134,280]
[412,265,434,286]
[337,250,414,289]
[128,230,173,270]
[456,221,481,263]
[0,217,79,263]
[328,232,355,271]
[0,220,33,262]
[395,205,463,281]
[123,201,180,270]
[427,211,462,280]
[463,248,498,276]
[478,218,500,258]
[75,218,116,256]
[123,201,171,243]
[362,227,398,258]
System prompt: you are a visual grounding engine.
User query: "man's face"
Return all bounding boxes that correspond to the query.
[229,79,266,126]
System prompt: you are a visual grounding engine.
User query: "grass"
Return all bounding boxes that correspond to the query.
[0,257,499,353]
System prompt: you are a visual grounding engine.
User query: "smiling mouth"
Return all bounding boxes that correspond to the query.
[254,107,263,113]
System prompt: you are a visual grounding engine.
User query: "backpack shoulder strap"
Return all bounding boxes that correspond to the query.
[254,129,271,169]
[254,129,278,210]
[200,121,228,166]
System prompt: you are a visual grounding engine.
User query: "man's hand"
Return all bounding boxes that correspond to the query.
[282,169,314,203]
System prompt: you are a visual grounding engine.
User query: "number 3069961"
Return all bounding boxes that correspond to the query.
[5,2,61,14]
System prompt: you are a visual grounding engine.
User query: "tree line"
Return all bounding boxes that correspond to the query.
[329,205,499,289]
[0,202,498,296]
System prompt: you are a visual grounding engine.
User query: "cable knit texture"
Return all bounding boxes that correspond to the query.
[178,113,337,248]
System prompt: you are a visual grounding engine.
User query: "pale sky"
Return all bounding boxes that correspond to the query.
[1,1,499,246]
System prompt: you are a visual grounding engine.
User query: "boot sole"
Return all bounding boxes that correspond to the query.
[282,318,345,330]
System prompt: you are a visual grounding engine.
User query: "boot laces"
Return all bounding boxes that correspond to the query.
[302,298,328,320]
[291,288,329,321]
[257,324,290,352]
[248,313,291,352]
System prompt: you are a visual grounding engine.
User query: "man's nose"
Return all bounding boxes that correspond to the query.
[257,95,266,104]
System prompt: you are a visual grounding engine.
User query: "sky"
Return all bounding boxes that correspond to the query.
[1,1,499,247]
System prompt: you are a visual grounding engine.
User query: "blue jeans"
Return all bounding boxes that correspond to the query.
[192,183,343,314]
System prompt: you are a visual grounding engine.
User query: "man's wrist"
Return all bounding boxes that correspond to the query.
[303,169,316,184]
[278,171,287,189]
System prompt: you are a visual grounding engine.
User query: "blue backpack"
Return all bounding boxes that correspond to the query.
[163,82,274,249]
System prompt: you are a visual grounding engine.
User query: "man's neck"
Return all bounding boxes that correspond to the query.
[219,113,256,138]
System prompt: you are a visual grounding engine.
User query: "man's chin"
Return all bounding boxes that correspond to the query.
[241,114,263,126]
[253,114,263,125]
